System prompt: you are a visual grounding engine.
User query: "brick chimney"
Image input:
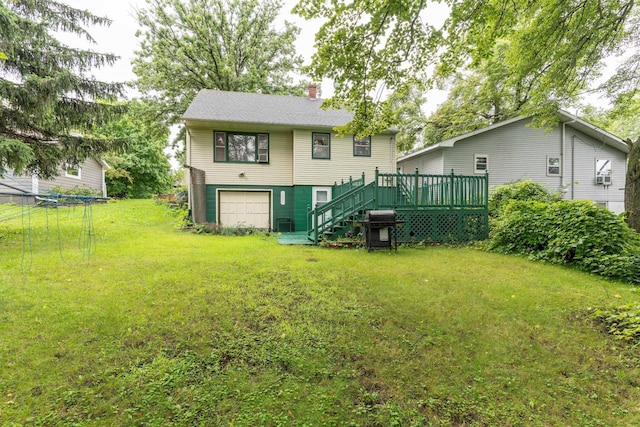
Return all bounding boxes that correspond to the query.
[308,83,317,100]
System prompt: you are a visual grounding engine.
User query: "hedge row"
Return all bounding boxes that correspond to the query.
[487,181,640,285]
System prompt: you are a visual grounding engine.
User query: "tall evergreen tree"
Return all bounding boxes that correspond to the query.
[0,0,124,179]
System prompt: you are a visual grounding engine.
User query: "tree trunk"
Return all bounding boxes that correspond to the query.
[625,137,640,232]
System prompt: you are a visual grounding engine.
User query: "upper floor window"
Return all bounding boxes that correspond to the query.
[65,165,81,179]
[547,156,561,176]
[214,131,269,163]
[312,132,331,159]
[353,135,371,157]
[474,154,488,174]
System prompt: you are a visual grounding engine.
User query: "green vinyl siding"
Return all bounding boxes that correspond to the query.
[272,187,295,230]
[205,186,217,223]
[293,186,313,232]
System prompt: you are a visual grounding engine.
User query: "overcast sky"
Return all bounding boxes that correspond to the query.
[57,0,616,119]
[59,0,450,108]
[60,0,334,93]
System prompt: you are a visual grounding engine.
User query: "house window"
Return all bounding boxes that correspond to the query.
[474,154,488,174]
[353,135,371,157]
[65,165,81,179]
[214,132,226,161]
[214,131,269,163]
[312,132,331,159]
[547,156,561,176]
[595,159,612,185]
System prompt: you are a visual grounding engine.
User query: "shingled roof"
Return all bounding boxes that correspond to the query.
[182,89,353,128]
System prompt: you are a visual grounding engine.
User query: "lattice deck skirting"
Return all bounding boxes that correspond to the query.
[393,209,489,243]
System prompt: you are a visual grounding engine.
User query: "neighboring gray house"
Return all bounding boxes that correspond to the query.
[397,111,629,213]
[0,157,109,202]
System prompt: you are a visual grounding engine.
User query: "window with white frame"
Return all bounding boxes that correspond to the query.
[65,165,81,179]
[214,131,269,163]
[474,154,488,174]
[547,156,561,176]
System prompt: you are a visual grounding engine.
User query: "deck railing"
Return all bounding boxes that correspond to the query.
[307,169,489,243]
[376,169,488,209]
[307,181,375,244]
[333,172,366,198]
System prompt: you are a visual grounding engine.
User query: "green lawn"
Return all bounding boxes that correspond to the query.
[1,199,639,426]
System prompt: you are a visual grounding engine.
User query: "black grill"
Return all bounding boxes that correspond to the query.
[362,210,404,251]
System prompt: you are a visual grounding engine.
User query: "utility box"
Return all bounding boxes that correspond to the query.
[363,210,403,251]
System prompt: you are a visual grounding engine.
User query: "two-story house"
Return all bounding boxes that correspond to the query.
[183,87,397,231]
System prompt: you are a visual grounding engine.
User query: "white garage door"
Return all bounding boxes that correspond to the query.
[219,191,270,229]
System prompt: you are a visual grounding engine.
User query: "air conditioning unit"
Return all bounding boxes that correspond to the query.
[257,154,268,163]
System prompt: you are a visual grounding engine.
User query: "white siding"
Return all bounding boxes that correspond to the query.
[187,125,293,186]
[292,130,395,185]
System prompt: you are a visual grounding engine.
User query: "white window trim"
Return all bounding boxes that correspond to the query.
[473,154,488,174]
[546,156,561,176]
[65,165,82,180]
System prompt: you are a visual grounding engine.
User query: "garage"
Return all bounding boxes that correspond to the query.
[218,191,271,229]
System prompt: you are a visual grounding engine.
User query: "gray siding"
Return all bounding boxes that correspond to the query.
[0,172,33,194]
[38,158,105,195]
[565,127,626,210]
[442,118,563,191]
[399,150,444,174]
[0,158,106,197]
[398,117,627,213]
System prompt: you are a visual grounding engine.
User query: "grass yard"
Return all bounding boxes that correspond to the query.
[1,199,639,426]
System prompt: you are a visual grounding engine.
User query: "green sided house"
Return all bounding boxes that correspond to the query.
[182,87,397,232]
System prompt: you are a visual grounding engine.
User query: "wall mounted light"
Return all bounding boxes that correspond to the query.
[239,172,245,178]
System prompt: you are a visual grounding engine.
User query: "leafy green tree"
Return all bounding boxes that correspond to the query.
[418,41,534,146]
[387,84,428,153]
[295,0,638,136]
[0,0,124,178]
[133,0,305,126]
[100,101,173,198]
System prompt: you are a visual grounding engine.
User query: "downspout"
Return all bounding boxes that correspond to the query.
[563,111,578,199]
[186,127,192,211]
[571,135,576,200]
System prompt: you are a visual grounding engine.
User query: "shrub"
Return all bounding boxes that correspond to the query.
[590,304,640,345]
[49,185,101,197]
[488,180,561,217]
[488,199,640,284]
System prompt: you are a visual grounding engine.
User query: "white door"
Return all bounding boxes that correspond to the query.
[312,187,332,222]
[219,191,270,228]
